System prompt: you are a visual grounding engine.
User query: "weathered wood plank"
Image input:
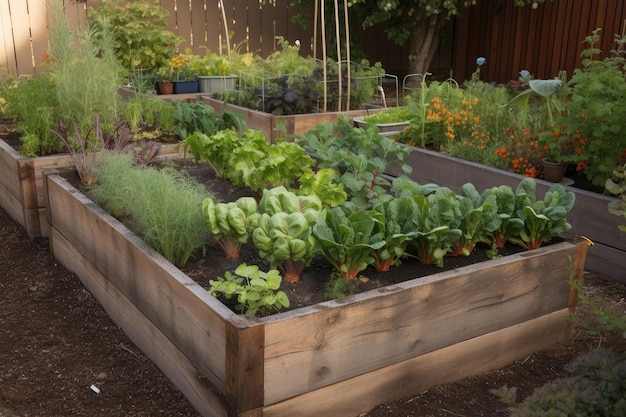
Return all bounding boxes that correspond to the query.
[45,173,232,389]
[225,316,265,415]
[202,96,374,142]
[584,242,626,283]
[49,226,228,417]
[0,139,22,200]
[0,181,24,230]
[263,309,571,417]
[262,241,579,404]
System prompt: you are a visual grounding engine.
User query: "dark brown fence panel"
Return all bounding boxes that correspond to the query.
[453,0,626,84]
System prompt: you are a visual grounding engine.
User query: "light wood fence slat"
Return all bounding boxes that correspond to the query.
[0,0,17,74]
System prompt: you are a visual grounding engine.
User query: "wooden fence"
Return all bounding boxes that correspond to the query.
[453,0,626,83]
[2,1,626,84]
[0,0,412,78]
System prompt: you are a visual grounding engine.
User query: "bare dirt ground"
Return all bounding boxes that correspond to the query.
[1,204,625,416]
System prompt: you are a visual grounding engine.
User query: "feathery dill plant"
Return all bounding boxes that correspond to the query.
[90,153,211,268]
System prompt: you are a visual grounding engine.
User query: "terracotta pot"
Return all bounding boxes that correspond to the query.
[158,81,174,95]
[541,158,568,183]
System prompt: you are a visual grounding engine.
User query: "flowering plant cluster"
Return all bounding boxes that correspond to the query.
[157,55,197,81]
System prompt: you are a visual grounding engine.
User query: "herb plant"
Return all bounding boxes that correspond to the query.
[510,350,626,417]
[5,74,60,156]
[49,7,123,136]
[209,263,290,316]
[90,154,210,268]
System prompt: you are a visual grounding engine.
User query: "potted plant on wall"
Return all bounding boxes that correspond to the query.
[192,50,238,94]
[155,65,175,95]
[158,54,198,94]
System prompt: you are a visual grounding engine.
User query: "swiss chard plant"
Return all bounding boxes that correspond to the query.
[252,187,323,282]
[202,196,260,259]
[174,101,245,140]
[312,206,385,279]
[369,196,420,271]
[405,187,463,267]
[209,263,290,316]
[480,185,525,249]
[512,178,575,249]
[451,183,500,256]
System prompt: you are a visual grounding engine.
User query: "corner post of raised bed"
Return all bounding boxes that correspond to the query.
[565,236,591,339]
[41,167,70,251]
[225,316,265,417]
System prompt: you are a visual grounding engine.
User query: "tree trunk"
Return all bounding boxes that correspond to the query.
[406,14,448,87]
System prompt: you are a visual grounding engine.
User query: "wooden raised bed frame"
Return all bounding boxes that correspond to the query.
[385,147,625,283]
[43,169,588,417]
[0,139,183,239]
[200,96,384,143]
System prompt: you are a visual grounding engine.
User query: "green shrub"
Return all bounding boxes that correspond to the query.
[510,349,626,417]
[87,0,182,71]
[122,96,176,134]
[5,74,61,156]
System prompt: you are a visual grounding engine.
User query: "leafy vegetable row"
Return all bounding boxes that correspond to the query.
[204,177,574,282]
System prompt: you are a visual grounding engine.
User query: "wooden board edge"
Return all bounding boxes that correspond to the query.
[262,309,571,417]
[49,226,229,417]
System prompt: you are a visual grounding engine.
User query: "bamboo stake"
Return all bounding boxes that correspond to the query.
[313,0,318,59]
[334,0,342,111]
[320,0,327,112]
[343,0,351,111]
[219,0,231,61]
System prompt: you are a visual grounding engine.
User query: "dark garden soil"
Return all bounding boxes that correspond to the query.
[1,121,626,416]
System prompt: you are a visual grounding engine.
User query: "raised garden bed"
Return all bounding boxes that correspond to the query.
[43,167,588,417]
[384,146,625,283]
[201,96,385,143]
[0,137,184,239]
